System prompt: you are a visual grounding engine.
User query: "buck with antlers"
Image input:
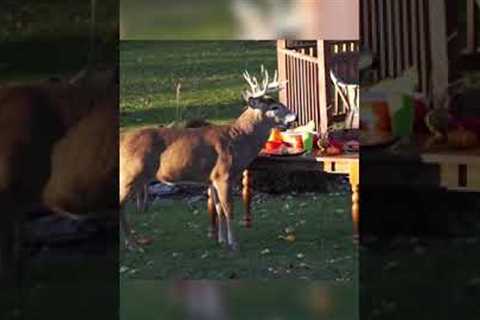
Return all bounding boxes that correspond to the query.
[119,65,297,251]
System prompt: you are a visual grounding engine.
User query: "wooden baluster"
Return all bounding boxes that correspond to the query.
[242,170,253,228]
[207,187,218,239]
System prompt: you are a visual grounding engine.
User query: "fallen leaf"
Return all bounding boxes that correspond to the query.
[278,234,296,242]
[298,262,311,269]
[260,248,271,255]
[137,237,153,246]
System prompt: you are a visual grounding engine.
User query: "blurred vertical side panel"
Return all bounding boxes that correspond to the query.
[360,0,480,319]
[0,0,119,319]
[120,0,359,40]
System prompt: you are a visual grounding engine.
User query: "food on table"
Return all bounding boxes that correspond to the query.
[359,130,396,147]
[282,132,304,149]
[425,107,450,139]
[360,99,391,132]
[265,140,283,152]
[447,127,478,149]
[326,145,342,156]
[268,128,283,142]
[343,140,359,153]
[292,120,315,133]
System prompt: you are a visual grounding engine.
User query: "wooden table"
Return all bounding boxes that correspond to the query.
[362,137,480,192]
[420,147,480,192]
[207,151,359,236]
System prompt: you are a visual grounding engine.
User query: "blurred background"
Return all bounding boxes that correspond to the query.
[121,281,358,320]
[120,0,358,40]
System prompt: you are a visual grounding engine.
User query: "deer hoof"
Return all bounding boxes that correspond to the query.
[125,239,144,253]
[207,228,217,239]
[228,241,239,252]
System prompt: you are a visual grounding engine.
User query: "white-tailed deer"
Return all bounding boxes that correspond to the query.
[119,66,297,251]
[0,68,117,312]
[133,119,212,214]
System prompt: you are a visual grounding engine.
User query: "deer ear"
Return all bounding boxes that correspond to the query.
[247,97,262,109]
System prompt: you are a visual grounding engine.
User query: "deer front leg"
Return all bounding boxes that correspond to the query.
[214,180,238,252]
[207,186,218,239]
[210,186,227,245]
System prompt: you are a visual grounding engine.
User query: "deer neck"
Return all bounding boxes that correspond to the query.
[229,108,274,158]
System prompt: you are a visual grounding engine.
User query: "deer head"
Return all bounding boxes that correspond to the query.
[242,65,297,129]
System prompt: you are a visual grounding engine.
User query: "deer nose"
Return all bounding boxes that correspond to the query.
[285,113,297,123]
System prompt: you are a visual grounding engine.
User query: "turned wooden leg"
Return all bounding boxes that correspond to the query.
[242,169,253,228]
[349,162,360,237]
[351,183,359,236]
[207,187,218,239]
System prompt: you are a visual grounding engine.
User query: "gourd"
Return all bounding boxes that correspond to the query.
[447,127,478,149]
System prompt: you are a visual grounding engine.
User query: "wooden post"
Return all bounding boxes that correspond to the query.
[277,40,287,105]
[242,170,253,228]
[317,40,330,134]
[429,0,449,109]
[466,0,476,54]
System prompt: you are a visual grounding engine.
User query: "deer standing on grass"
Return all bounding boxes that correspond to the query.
[119,66,297,251]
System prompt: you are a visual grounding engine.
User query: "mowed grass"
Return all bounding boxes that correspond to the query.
[120,192,357,281]
[120,41,357,281]
[120,40,277,127]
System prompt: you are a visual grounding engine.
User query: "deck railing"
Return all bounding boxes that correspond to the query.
[360,0,431,96]
[465,0,480,54]
[361,0,480,107]
[277,40,359,134]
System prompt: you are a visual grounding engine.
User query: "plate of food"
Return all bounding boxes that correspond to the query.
[359,130,398,147]
[260,142,305,157]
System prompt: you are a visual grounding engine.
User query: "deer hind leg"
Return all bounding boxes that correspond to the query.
[119,168,149,251]
[214,180,238,252]
[142,183,149,212]
[210,185,227,245]
[135,183,149,214]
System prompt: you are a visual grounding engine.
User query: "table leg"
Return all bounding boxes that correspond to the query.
[349,162,360,236]
[242,169,253,228]
[207,187,217,239]
[351,183,359,235]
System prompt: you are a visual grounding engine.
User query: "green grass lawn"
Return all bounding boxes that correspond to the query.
[120,192,357,280]
[120,40,277,128]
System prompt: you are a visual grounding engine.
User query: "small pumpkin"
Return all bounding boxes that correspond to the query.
[447,127,478,149]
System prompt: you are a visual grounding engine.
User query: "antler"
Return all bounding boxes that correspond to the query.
[242,65,287,101]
